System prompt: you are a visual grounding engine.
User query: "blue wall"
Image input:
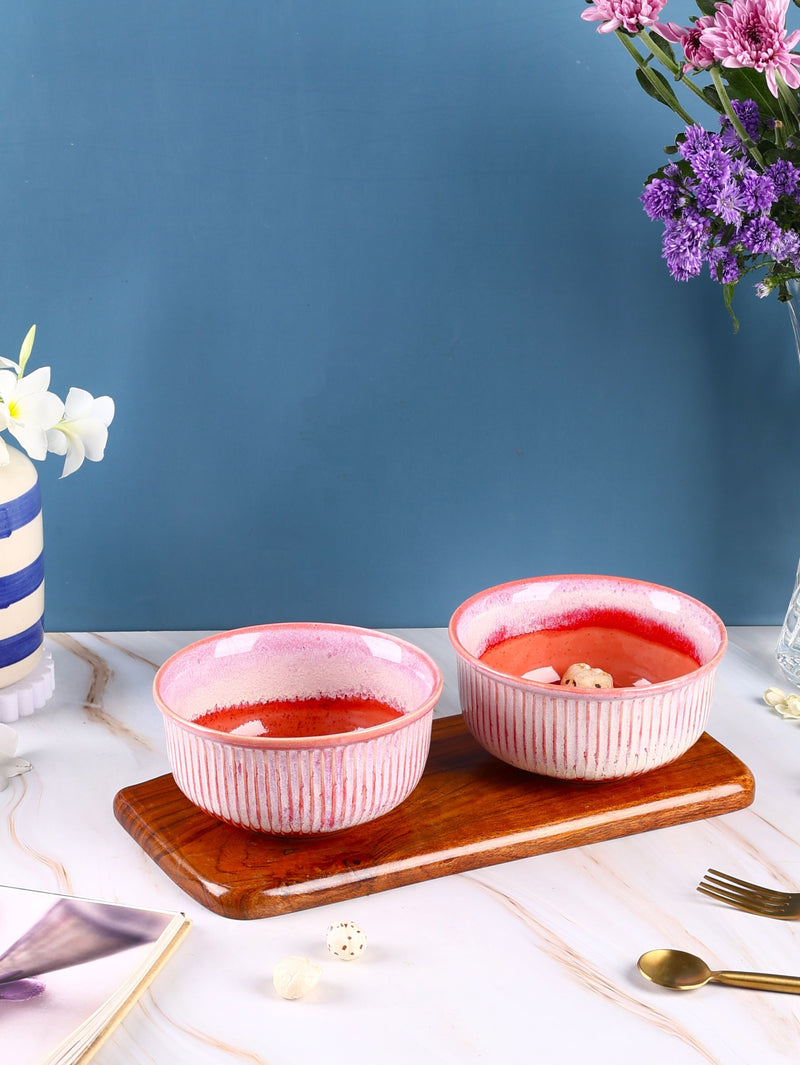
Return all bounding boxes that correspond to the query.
[4,1,798,631]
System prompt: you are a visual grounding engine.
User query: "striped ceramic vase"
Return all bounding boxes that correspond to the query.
[0,447,44,687]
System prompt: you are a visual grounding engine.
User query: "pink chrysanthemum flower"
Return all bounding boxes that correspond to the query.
[581,0,669,35]
[654,17,717,71]
[700,0,800,97]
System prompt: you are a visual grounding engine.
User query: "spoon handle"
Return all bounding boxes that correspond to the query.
[713,969,800,994]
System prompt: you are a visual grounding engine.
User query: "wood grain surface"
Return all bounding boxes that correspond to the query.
[113,716,755,919]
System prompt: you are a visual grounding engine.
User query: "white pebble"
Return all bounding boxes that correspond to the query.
[272,956,321,1000]
[326,920,367,961]
[230,720,265,737]
[521,666,560,683]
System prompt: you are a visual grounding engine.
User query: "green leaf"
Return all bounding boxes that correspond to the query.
[719,68,782,120]
[695,0,717,14]
[655,38,676,67]
[723,283,740,333]
[702,84,723,115]
[635,66,684,111]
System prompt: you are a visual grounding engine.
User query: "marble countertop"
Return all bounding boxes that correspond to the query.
[4,626,800,1065]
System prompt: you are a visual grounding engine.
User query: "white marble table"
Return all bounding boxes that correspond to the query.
[4,627,800,1065]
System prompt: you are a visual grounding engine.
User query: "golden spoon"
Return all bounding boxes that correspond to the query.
[638,949,800,994]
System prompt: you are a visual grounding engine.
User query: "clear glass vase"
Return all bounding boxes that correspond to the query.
[777,283,800,685]
[777,560,800,684]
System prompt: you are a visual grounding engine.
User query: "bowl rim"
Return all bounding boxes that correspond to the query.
[153,621,444,749]
[447,573,728,695]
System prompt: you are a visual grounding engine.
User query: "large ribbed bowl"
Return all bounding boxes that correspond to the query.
[448,575,727,781]
[154,623,442,835]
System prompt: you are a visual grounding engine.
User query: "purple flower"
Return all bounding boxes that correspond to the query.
[639,107,800,301]
[740,216,782,254]
[720,99,763,146]
[733,99,762,141]
[766,158,800,198]
[705,242,743,283]
[661,209,710,281]
[698,179,747,225]
[773,227,800,264]
[679,124,714,163]
[691,144,734,190]
[641,177,682,220]
[719,255,742,283]
[739,170,777,213]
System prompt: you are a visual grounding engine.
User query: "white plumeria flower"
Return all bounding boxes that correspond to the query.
[764,686,788,707]
[779,694,800,719]
[763,686,800,720]
[0,407,11,465]
[46,388,115,478]
[0,325,114,476]
[0,365,64,462]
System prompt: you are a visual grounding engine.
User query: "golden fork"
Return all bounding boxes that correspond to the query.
[697,869,800,920]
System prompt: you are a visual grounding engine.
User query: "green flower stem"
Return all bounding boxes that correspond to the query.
[710,66,765,168]
[617,32,696,125]
[775,114,788,149]
[640,30,713,109]
[778,76,800,120]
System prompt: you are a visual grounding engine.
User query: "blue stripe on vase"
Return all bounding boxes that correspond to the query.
[0,618,43,668]
[0,483,41,539]
[0,553,44,609]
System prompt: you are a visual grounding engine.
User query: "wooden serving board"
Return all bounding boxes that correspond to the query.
[113,716,754,920]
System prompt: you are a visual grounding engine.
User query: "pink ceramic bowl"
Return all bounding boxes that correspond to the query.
[448,575,727,781]
[154,623,443,835]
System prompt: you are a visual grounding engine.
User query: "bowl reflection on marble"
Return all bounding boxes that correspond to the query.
[154,623,443,835]
[448,574,727,782]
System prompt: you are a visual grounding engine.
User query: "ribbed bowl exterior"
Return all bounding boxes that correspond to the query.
[449,574,727,781]
[155,623,442,836]
[456,657,716,780]
[164,710,433,834]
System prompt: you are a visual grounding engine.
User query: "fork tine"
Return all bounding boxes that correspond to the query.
[696,883,775,916]
[698,882,786,913]
[698,869,796,917]
[703,868,793,903]
[700,879,783,907]
[700,881,784,910]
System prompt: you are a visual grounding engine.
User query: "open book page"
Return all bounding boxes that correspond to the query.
[0,883,190,1065]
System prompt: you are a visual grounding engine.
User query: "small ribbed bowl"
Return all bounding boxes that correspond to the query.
[448,575,727,782]
[154,623,443,835]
